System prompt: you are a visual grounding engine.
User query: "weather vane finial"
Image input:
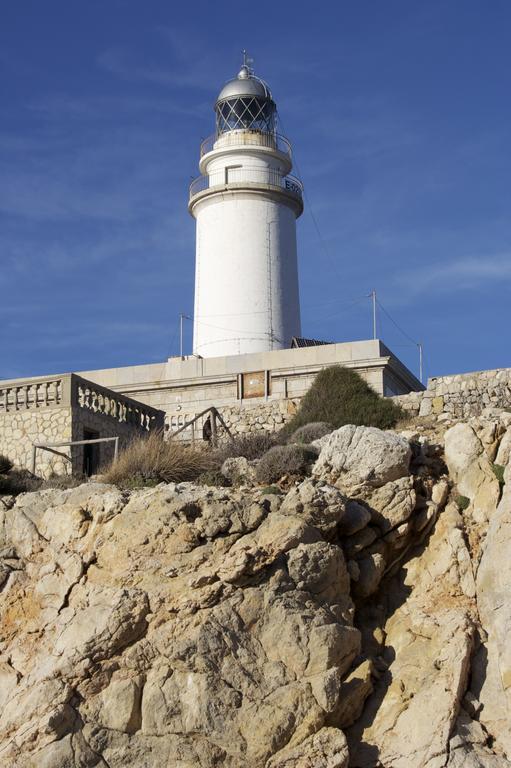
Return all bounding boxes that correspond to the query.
[241,49,254,75]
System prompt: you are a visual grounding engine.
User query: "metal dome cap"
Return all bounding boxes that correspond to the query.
[215,53,276,136]
[216,66,273,104]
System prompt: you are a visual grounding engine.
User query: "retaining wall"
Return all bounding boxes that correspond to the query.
[393,368,511,419]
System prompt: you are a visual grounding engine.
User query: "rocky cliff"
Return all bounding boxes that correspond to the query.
[1,411,510,767]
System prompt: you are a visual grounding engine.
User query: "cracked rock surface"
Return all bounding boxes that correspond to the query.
[0,420,510,767]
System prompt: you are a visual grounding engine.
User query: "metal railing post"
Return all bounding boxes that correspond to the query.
[210,409,218,447]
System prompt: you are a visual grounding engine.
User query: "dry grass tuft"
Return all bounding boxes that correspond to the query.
[104,431,213,488]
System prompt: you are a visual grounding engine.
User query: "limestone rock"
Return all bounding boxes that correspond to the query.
[0,481,363,767]
[474,462,511,758]
[328,659,374,729]
[266,726,349,768]
[337,500,371,536]
[495,426,511,467]
[364,476,416,533]
[352,551,386,598]
[280,478,349,539]
[221,456,257,486]
[447,710,511,767]
[287,541,350,603]
[313,425,411,493]
[348,501,477,768]
[216,512,322,582]
[1,412,511,767]
[444,422,500,523]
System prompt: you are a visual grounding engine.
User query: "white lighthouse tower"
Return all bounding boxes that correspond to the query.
[189,56,303,358]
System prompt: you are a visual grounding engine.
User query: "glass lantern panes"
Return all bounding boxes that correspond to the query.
[216,97,276,135]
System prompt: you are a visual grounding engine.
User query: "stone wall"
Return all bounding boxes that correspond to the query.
[201,367,511,441]
[169,399,299,443]
[220,399,299,436]
[70,375,165,474]
[70,406,157,473]
[393,367,511,420]
[0,406,73,477]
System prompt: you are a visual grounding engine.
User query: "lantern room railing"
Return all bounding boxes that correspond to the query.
[189,168,303,202]
[200,131,292,159]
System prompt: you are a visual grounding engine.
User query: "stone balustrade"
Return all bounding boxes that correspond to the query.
[0,376,65,412]
[0,373,163,430]
[72,375,163,431]
[0,373,165,478]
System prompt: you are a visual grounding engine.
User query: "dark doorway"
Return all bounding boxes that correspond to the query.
[83,429,100,477]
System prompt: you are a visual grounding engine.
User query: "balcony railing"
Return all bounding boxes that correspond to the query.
[0,373,164,432]
[189,167,303,202]
[200,131,292,160]
[0,376,64,412]
[72,375,164,432]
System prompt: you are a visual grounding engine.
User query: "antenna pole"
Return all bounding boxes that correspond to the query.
[180,313,190,358]
[418,342,424,384]
[371,290,377,340]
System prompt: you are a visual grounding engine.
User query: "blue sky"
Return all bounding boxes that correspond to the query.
[2,1,510,383]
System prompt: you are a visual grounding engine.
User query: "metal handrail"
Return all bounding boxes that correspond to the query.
[200,131,292,158]
[189,168,303,200]
[31,436,120,475]
[169,406,234,446]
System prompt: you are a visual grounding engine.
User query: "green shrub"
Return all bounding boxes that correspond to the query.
[259,485,282,495]
[455,495,470,512]
[0,455,13,474]
[39,474,84,491]
[196,470,231,487]
[289,422,333,444]
[0,469,41,495]
[213,432,279,463]
[492,463,505,489]
[255,444,318,484]
[283,366,404,435]
[104,431,212,488]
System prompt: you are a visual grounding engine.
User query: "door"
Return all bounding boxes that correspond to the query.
[225,165,242,183]
[83,429,100,477]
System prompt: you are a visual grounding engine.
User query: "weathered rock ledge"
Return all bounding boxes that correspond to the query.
[1,415,510,767]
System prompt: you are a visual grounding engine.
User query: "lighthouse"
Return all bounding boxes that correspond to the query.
[189,56,303,358]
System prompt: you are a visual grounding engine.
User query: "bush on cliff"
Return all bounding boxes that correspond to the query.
[0,457,83,495]
[104,431,212,488]
[283,365,404,434]
[288,422,334,444]
[0,468,38,495]
[213,432,279,463]
[0,455,13,474]
[255,444,317,484]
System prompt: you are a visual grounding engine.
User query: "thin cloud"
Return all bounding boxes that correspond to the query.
[28,93,206,120]
[396,254,511,297]
[97,47,217,92]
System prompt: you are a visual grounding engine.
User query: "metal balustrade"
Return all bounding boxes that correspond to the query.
[200,130,292,159]
[189,167,303,201]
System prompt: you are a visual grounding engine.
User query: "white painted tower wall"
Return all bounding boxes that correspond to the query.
[189,69,303,359]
